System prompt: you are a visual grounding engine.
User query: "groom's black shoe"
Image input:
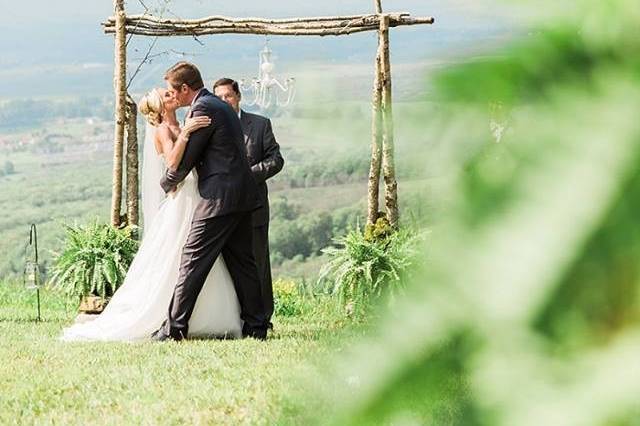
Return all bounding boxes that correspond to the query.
[150,323,186,342]
[242,324,267,341]
[150,328,174,342]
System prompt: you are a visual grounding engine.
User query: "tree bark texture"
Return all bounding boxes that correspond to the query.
[125,95,139,228]
[103,13,433,37]
[111,0,127,227]
[367,23,384,225]
[380,15,399,227]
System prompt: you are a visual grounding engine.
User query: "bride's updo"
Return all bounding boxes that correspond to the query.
[139,89,164,127]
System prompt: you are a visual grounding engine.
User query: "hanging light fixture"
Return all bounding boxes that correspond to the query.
[23,224,42,322]
[240,39,296,114]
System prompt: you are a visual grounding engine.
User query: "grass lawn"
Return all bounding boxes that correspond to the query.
[0,281,349,425]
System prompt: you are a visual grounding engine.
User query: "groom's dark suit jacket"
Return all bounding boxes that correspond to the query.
[160,89,259,217]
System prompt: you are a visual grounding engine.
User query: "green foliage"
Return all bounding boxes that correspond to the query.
[270,220,311,260]
[533,152,640,347]
[270,198,363,264]
[273,278,305,317]
[274,155,370,189]
[0,154,112,278]
[308,1,640,425]
[319,226,424,318]
[349,332,481,426]
[49,222,139,303]
[271,145,425,191]
[270,196,301,221]
[363,216,393,242]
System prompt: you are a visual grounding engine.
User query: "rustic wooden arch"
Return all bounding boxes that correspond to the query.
[103,0,434,229]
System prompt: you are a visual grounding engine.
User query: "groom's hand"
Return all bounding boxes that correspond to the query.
[160,104,215,194]
[167,181,185,198]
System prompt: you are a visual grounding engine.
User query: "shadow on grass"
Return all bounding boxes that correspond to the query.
[187,334,241,341]
[186,325,331,342]
[0,317,60,324]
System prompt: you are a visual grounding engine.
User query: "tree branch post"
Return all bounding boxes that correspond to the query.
[380,14,399,227]
[125,95,139,230]
[111,0,127,227]
[367,5,384,226]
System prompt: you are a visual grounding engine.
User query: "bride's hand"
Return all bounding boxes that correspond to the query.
[182,116,212,136]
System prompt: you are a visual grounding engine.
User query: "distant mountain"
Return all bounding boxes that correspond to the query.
[0,1,518,98]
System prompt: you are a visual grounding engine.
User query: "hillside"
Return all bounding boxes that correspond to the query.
[0,98,434,281]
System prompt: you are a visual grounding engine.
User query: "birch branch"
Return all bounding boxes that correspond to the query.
[103,13,434,37]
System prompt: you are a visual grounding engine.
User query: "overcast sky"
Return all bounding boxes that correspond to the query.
[0,0,519,98]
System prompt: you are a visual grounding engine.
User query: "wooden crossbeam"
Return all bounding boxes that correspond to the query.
[102,12,434,37]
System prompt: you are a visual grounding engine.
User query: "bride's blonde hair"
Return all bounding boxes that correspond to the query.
[139,89,164,127]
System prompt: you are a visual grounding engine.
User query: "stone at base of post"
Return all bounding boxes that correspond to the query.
[78,295,110,314]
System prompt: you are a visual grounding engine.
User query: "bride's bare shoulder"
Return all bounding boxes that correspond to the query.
[155,123,174,155]
[156,123,173,139]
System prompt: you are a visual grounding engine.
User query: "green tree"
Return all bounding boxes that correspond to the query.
[270,220,312,259]
[300,212,334,254]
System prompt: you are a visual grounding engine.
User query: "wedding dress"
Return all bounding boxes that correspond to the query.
[61,126,242,341]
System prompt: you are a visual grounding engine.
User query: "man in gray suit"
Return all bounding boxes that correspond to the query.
[213,78,284,326]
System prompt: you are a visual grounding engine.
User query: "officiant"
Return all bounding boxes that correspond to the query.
[213,77,284,327]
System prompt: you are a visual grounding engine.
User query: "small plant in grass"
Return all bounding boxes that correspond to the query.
[273,278,304,317]
[319,219,425,319]
[49,221,139,305]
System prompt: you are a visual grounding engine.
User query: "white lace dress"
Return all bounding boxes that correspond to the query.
[61,167,243,341]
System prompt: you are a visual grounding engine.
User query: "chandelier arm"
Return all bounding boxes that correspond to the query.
[277,84,296,107]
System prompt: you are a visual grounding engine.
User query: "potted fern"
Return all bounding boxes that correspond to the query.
[319,218,425,319]
[49,221,139,313]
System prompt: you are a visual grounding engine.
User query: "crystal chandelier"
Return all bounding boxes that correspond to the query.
[240,41,295,113]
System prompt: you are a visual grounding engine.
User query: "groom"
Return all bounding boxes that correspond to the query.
[152,61,268,341]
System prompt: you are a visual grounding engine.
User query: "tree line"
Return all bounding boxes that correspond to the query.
[0,97,113,129]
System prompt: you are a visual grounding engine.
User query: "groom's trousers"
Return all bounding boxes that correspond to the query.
[165,211,268,339]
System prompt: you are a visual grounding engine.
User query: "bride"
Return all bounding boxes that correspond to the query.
[61,88,243,341]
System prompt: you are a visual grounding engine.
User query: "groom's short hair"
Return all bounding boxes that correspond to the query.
[165,62,204,91]
[213,78,241,95]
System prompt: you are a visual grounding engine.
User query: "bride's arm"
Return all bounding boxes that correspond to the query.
[157,116,211,170]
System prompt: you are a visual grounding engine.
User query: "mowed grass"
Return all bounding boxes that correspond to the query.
[0,281,349,425]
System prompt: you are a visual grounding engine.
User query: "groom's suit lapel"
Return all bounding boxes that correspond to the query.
[185,88,209,122]
[240,110,254,146]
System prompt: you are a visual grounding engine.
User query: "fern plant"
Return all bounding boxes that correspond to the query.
[320,223,424,317]
[49,221,139,304]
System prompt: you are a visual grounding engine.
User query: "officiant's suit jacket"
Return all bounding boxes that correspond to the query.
[240,110,284,227]
[160,89,259,218]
